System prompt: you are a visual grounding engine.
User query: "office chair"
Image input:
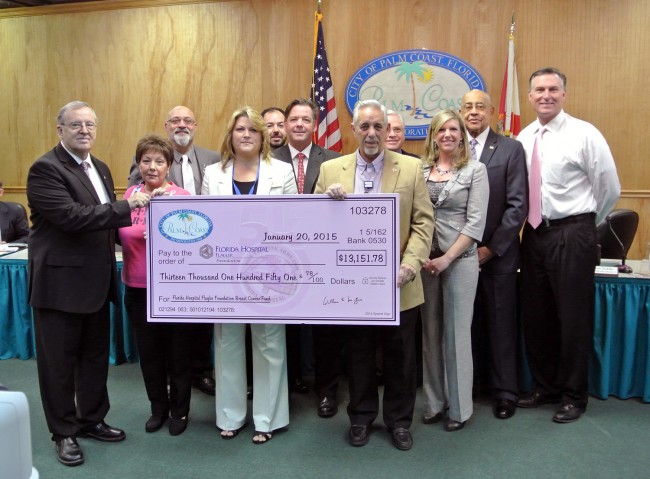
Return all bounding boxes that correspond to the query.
[596,208,639,273]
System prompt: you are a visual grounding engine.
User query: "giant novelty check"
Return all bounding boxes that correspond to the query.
[146,194,400,325]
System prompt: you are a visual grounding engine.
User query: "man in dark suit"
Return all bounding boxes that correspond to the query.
[27,101,151,466]
[272,98,341,410]
[386,110,419,158]
[0,181,30,244]
[128,105,221,396]
[262,107,287,149]
[461,90,528,419]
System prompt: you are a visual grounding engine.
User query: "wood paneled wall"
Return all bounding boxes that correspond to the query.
[1,0,648,258]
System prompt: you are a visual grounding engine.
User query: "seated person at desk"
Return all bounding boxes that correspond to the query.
[0,181,30,244]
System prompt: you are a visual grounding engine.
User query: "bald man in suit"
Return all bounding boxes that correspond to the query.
[128,106,221,396]
[461,90,528,420]
[315,99,433,451]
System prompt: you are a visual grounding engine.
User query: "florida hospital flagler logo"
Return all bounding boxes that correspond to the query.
[345,49,486,139]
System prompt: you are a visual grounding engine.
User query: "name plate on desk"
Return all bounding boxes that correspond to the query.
[146,195,400,325]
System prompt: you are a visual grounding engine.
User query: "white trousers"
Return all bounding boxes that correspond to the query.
[214,323,289,433]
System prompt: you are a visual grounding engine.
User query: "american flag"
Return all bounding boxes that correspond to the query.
[497,13,521,138]
[311,11,342,153]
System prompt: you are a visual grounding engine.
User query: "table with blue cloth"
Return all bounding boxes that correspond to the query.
[0,249,138,364]
[1,250,649,401]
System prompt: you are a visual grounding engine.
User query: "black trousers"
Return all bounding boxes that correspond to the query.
[313,325,348,399]
[190,323,214,378]
[347,307,418,430]
[125,286,193,418]
[472,270,519,401]
[521,214,597,408]
[33,302,111,440]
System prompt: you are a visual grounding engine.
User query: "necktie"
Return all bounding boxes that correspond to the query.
[527,128,546,228]
[297,153,306,194]
[80,160,91,178]
[469,138,478,161]
[181,155,196,195]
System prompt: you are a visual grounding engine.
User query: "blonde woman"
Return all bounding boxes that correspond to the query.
[420,109,488,432]
[201,107,297,444]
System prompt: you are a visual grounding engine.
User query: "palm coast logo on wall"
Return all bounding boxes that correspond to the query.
[345,49,486,139]
[158,209,213,243]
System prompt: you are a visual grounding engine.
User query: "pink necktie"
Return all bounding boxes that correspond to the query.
[527,128,545,228]
[80,160,91,178]
[297,153,306,194]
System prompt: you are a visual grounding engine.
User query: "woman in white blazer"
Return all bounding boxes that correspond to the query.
[201,107,297,444]
[419,109,489,432]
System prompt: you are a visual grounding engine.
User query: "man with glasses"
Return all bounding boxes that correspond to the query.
[385,110,418,158]
[128,105,221,396]
[27,101,151,466]
[460,90,528,420]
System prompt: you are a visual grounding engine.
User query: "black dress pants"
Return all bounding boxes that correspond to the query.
[125,286,193,418]
[33,302,111,440]
[521,214,597,408]
[347,307,418,430]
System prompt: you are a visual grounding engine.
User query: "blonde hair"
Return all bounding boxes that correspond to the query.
[220,106,271,170]
[421,109,470,170]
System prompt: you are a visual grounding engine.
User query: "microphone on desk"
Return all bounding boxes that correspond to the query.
[607,215,633,273]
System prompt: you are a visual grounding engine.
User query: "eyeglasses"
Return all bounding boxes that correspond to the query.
[64,121,97,131]
[167,117,196,126]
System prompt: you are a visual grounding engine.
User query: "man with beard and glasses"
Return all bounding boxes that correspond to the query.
[128,106,221,397]
[262,107,287,149]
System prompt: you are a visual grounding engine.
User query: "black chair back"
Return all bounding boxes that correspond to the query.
[596,209,639,259]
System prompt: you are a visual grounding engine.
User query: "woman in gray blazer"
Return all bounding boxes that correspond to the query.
[420,109,488,431]
[201,107,297,444]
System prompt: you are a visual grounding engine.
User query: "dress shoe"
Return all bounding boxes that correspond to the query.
[145,415,168,432]
[349,424,370,447]
[552,404,585,423]
[422,411,444,424]
[55,437,84,466]
[444,419,466,432]
[291,378,310,394]
[80,421,126,442]
[193,376,216,396]
[318,396,338,418]
[169,416,189,436]
[516,391,561,408]
[494,399,516,419]
[390,427,413,451]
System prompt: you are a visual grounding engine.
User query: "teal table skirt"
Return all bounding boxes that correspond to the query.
[0,258,138,365]
[1,258,648,401]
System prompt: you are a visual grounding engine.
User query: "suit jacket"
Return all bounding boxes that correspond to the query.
[272,143,341,194]
[201,157,297,196]
[315,150,434,311]
[400,149,420,159]
[0,201,29,243]
[26,143,132,313]
[128,144,221,193]
[423,159,489,253]
[477,129,528,273]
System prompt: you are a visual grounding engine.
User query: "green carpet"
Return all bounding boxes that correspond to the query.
[1,359,648,479]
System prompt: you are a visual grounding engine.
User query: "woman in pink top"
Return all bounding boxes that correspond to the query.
[119,134,192,436]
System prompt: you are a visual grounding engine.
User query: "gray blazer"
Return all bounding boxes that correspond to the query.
[272,143,340,194]
[423,160,489,253]
[128,144,220,194]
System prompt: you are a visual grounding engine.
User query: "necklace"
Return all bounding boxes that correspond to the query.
[434,164,453,175]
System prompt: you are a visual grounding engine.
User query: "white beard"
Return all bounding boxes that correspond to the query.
[174,133,191,147]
